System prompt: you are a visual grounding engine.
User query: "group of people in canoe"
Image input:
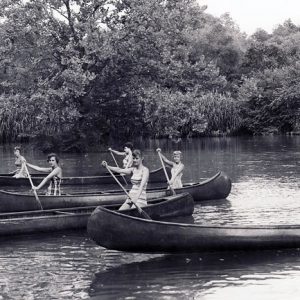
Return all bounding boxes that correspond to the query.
[11,143,185,210]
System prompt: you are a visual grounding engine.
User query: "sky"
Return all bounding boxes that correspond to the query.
[198,0,300,35]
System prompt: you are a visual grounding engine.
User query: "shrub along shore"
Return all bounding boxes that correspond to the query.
[1,1,299,152]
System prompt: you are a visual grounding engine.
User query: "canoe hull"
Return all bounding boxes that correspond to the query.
[0,193,193,236]
[173,171,231,201]
[0,172,231,212]
[88,207,300,253]
[0,207,93,236]
[0,167,171,186]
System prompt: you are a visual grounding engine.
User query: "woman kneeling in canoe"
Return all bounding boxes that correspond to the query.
[11,146,27,178]
[108,142,134,169]
[102,149,149,210]
[26,153,62,196]
[157,148,184,189]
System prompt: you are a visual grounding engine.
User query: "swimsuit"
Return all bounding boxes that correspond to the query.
[125,167,148,207]
[46,168,62,196]
[170,164,183,188]
[14,156,27,178]
[123,154,133,168]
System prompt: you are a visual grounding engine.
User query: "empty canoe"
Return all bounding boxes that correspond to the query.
[88,207,300,253]
[0,193,193,236]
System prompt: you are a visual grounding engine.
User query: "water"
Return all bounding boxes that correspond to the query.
[0,136,300,299]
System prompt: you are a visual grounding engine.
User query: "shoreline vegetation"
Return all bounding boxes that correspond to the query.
[1,0,300,152]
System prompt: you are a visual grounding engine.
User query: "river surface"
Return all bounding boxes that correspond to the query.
[0,136,300,299]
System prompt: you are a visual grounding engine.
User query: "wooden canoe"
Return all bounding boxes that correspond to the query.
[0,193,193,236]
[0,167,171,186]
[88,207,300,253]
[0,172,231,212]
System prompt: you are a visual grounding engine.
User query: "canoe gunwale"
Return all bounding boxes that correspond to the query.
[98,207,300,230]
[87,206,300,254]
[0,171,231,212]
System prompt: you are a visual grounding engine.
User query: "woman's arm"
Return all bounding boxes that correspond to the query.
[109,148,125,156]
[102,161,133,175]
[10,156,26,174]
[26,162,51,173]
[156,148,174,167]
[132,167,149,203]
[33,167,60,190]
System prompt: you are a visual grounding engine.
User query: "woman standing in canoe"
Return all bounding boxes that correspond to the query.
[102,149,149,210]
[26,153,62,196]
[108,142,134,169]
[11,146,27,178]
[156,149,184,189]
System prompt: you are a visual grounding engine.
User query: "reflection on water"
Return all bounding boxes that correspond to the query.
[0,231,102,300]
[1,231,300,300]
[89,249,300,300]
[0,136,300,299]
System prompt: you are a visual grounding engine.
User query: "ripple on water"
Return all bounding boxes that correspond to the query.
[0,137,300,299]
[194,178,300,226]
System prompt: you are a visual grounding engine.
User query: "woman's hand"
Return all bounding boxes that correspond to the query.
[108,147,112,152]
[156,148,161,153]
[101,160,108,168]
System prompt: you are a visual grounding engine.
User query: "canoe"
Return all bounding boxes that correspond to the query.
[0,167,171,186]
[0,193,193,236]
[88,207,300,253]
[0,172,231,212]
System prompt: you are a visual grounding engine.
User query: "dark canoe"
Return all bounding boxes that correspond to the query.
[0,172,231,212]
[88,207,300,253]
[0,193,193,236]
[174,171,231,201]
[0,167,171,186]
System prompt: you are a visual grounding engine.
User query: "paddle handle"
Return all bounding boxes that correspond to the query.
[110,151,119,167]
[103,162,151,220]
[110,151,128,185]
[157,150,176,195]
[23,163,43,210]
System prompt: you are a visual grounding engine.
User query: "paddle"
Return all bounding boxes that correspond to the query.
[109,150,128,185]
[102,161,151,220]
[23,162,43,210]
[156,149,176,195]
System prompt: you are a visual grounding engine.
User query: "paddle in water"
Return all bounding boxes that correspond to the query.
[102,161,151,220]
[156,149,176,195]
[23,162,43,210]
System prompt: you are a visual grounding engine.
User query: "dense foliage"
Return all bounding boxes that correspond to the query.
[0,0,299,151]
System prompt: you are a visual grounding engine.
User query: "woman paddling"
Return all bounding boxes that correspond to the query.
[11,146,27,178]
[108,142,134,169]
[102,149,149,210]
[26,153,62,196]
[156,149,184,189]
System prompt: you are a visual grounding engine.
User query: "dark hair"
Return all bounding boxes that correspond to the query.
[124,142,134,150]
[47,153,59,163]
[14,146,21,151]
[132,149,143,159]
